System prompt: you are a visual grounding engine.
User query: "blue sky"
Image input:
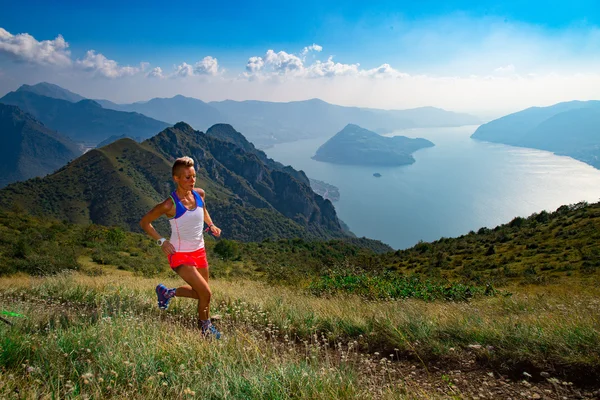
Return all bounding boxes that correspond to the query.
[1,0,599,115]
[2,0,597,67]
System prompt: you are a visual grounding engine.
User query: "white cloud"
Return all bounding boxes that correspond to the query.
[305,57,360,78]
[194,56,220,76]
[4,18,600,116]
[246,56,264,73]
[147,66,164,78]
[174,62,194,77]
[301,43,323,56]
[361,64,410,79]
[172,57,222,78]
[265,50,304,74]
[243,46,409,81]
[0,27,71,66]
[76,50,142,78]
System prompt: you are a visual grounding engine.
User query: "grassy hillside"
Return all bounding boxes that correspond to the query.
[0,201,599,392]
[0,272,598,397]
[1,199,598,290]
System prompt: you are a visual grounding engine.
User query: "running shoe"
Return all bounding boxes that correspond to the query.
[155,284,175,310]
[201,323,222,340]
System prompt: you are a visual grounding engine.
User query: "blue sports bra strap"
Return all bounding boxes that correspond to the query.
[170,191,188,219]
[192,190,204,207]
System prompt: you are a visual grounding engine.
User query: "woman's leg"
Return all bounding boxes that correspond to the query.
[174,265,211,320]
[173,267,209,299]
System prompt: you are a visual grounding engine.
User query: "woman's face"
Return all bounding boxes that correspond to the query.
[175,166,196,190]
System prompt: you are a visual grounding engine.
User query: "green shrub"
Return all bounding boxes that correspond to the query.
[308,270,489,301]
[214,239,239,260]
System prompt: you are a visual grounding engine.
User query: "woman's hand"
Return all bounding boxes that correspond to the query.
[161,240,176,255]
[209,225,222,238]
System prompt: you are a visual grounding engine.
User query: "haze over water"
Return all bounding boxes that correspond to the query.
[265,125,600,249]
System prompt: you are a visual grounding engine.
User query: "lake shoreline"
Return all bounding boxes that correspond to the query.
[266,125,600,249]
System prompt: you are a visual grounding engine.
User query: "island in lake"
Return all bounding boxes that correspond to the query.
[312,124,434,166]
[309,178,340,202]
[471,100,600,169]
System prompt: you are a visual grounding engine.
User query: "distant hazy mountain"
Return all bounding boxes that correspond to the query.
[93,99,123,110]
[0,90,170,145]
[209,98,480,146]
[313,124,434,166]
[0,104,81,188]
[471,100,600,168]
[16,82,85,103]
[99,95,225,132]
[13,82,480,147]
[0,122,346,241]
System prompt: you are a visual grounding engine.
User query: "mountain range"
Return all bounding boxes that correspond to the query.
[0,122,347,242]
[204,99,480,147]
[3,82,481,147]
[0,104,81,188]
[471,100,600,169]
[313,124,435,166]
[0,86,170,145]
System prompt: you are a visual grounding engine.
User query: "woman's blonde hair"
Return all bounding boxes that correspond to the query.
[172,156,195,177]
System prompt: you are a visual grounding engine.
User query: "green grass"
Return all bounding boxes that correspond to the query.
[1,272,599,388]
[307,270,493,301]
[0,301,362,399]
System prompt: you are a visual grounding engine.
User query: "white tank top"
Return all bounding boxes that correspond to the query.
[168,190,205,252]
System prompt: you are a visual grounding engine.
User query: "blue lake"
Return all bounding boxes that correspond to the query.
[265,125,600,249]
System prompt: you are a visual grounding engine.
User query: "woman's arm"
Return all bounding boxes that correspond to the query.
[196,188,221,238]
[140,199,176,254]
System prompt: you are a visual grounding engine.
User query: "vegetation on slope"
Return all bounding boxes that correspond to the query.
[0,198,600,386]
[1,199,599,293]
[1,273,598,393]
[0,123,351,242]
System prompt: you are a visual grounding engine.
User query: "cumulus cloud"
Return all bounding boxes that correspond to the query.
[147,66,164,78]
[246,56,264,74]
[174,62,194,77]
[243,45,408,81]
[171,57,221,78]
[265,50,304,74]
[76,50,143,78]
[305,57,360,78]
[194,56,220,76]
[0,27,71,66]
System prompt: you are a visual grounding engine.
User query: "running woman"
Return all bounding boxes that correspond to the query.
[140,156,221,339]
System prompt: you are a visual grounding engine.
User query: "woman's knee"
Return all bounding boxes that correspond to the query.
[192,284,211,300]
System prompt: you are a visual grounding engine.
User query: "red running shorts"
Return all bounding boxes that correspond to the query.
[168,247,208,269]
